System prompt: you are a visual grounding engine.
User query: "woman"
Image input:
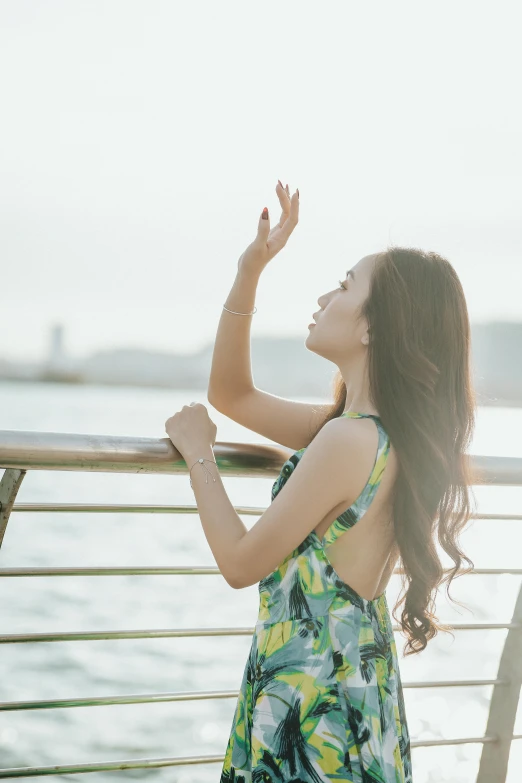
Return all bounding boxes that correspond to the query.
[165,182,478,782]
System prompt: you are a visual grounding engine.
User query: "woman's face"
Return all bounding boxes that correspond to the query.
[306,253,377,361]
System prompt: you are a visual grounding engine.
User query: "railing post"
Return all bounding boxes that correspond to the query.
[477,580,522,782]
[0,468,26,550]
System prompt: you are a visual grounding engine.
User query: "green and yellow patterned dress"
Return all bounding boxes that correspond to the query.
[220,412,412,783]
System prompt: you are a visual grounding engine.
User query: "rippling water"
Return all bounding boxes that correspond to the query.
[1,380,521,782]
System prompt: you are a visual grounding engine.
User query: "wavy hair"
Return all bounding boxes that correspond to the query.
[311,246,482,656]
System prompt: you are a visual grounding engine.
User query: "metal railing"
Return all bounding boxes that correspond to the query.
[1,428,522,781]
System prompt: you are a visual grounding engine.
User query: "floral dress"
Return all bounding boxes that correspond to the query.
[220,412,412,783]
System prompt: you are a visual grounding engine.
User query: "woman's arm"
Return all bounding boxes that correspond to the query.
[207,182,299,412]
[207,265,260,408]
[184,415,373,589]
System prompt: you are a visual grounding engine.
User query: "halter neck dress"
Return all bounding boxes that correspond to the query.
[220,411,412,783]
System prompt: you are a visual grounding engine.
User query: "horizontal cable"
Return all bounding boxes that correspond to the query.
[2,566,522,577]
[5,736,522,778]
[0,689,239,712]
[0,754,227,778]
[412,734,499,748]
[405,677,508,689]
[8,503,522,521]
[0,627,257,644]
[0,566,223,577]
[9,502,264,515]
[0,679,509,712]
[1,623,520,645]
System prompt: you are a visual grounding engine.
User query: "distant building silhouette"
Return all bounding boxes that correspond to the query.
[0,322,520,406]
[48,324,66,371]
[38,323,83,383]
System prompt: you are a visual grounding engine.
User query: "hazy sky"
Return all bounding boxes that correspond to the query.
[1,1,520,362]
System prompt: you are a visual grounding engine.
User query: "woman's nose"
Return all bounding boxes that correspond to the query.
[318,291,329,305]
[317,292,331,308]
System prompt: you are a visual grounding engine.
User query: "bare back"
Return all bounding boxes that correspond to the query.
[313,434,399,601]
[209,388,400,601]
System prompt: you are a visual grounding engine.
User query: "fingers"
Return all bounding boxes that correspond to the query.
[276,180,289,195]
[275,180,290,210]
[275,189,299,245]
[257,205,270,240]
[272,181,294,232]
[260,181,299,256]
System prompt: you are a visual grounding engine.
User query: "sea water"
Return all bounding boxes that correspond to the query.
[1,380,521,783]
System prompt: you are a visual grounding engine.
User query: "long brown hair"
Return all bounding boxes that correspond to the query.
[312,246,481,656]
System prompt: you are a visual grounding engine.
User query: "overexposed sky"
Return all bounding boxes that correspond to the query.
[1,0,521,362]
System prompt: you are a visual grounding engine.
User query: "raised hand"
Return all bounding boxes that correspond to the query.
[237,181,299,275]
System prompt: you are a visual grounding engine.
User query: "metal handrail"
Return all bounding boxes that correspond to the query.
[0,429,292,475]
[1,429,522,781]
[0,427,521,481]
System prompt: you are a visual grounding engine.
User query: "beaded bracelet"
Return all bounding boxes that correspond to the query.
[189,457,218,489]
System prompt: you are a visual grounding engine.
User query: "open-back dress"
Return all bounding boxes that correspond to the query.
[220,411,412,783]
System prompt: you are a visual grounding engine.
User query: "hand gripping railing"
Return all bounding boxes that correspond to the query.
[1,428,522,781]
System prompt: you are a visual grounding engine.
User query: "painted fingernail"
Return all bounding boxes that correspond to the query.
[297,188,299,199]
[262,207,269,219]
[278,179,283,188]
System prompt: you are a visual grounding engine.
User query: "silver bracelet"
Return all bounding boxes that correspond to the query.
[189,457,218,489]
[223,304,257,316]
